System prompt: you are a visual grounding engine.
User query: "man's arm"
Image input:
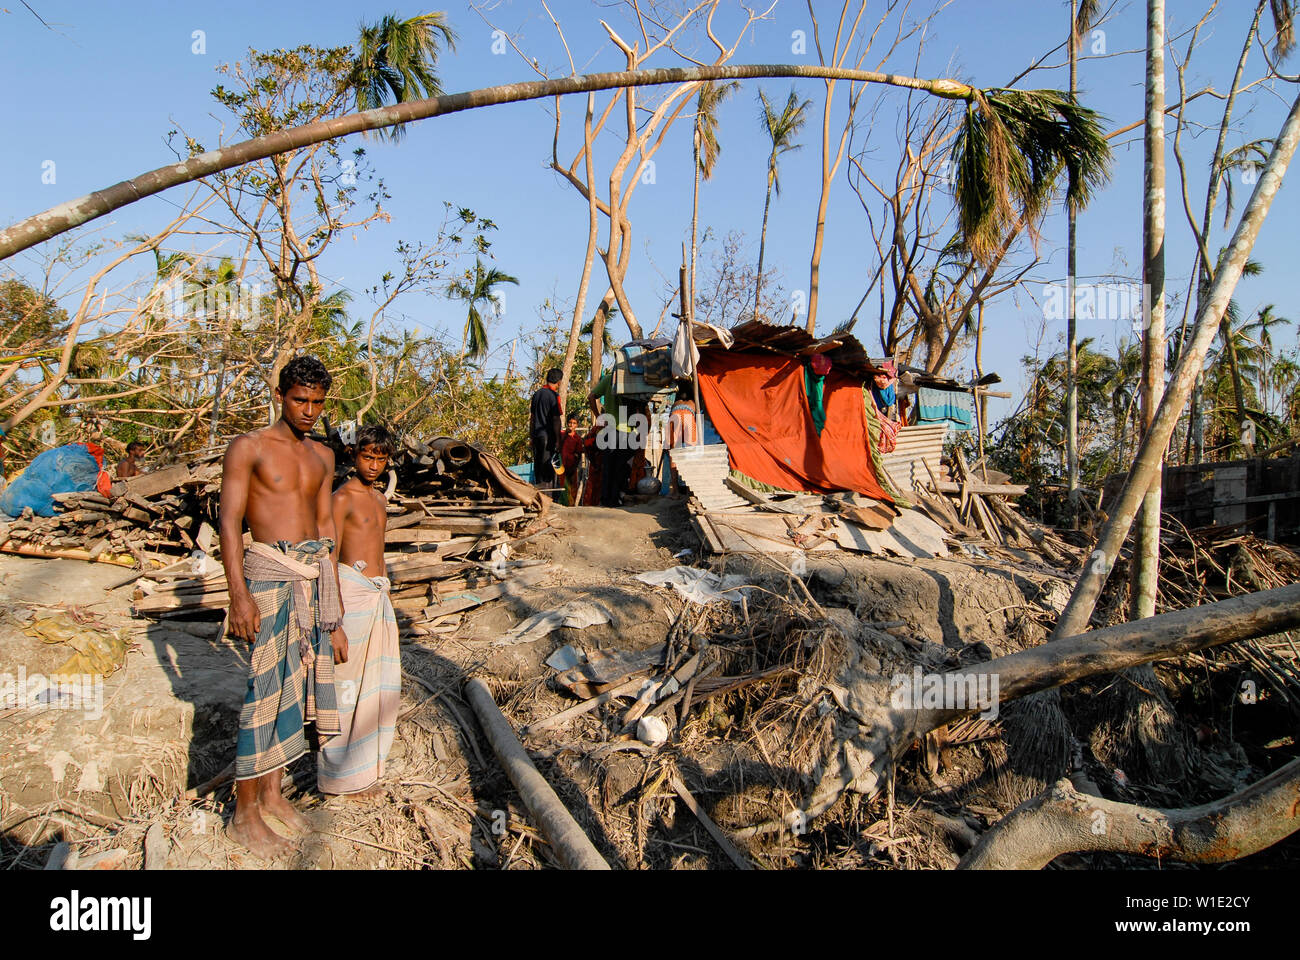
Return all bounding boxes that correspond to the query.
[314,444,348,665]
[588,373,607,417]
[219,436,261,644]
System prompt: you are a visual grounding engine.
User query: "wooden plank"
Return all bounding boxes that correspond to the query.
[932,480,1028,497]
[383,557,474,583]
[385,528,452,544]
[418,515,505,534]
[110,464,191,500]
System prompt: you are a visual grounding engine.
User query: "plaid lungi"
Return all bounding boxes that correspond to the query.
[234,539,342,780]
[317,562,401,794]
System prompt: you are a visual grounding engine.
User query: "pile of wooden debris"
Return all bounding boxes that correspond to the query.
[0,458,224,567]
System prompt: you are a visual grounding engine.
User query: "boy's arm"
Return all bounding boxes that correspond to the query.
[219,436,261,644]
[315,445,348,664]
[330,485,350,568]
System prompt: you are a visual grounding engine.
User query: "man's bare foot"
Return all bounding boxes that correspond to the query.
[323,783,385,802]
[227,812,293,859]
[260,791,312,837]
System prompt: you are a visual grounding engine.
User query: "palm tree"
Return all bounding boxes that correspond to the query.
[4,64,1119,263]
[446,259,518,360]
[1065,0,1101,503]
[1133,0,1167,621]
[690,81,740,321]
[350,12,458,142]
[1243,303,1291,414]
[755,87,812,314]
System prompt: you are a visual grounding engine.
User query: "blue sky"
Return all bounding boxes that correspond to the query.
[2,0,1298,429]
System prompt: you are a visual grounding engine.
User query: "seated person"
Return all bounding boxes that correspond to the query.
[116,441,147,479]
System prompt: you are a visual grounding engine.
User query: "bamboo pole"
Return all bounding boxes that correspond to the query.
[464,677,610,870]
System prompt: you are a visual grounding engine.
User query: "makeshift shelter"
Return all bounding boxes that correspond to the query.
[695,348,893,502]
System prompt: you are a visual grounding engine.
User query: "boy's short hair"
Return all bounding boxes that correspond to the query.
[279,354,332,394]
[546,368,563,385]
[354,423,395,457]
[566,413,579,423]
[126,441,146,454]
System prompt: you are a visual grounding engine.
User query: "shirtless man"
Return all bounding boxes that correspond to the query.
[219,354,348,859]
[116,441,146,479]
[318,424,401,799]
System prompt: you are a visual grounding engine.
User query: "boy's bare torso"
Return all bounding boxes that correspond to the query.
[334,478,388,576]
[238,426,332,545]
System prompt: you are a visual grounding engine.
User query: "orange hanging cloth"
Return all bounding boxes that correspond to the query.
[696,350,893,502]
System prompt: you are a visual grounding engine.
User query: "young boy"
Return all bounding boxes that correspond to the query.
[318,424,401,799]
[219,354,347,859]
[560,414,583,506]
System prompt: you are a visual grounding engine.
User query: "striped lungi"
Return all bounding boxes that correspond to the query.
[234,539,342,781]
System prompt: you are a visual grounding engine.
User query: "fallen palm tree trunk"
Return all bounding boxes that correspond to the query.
[754,582,1300,839]
[958,758,1300,869]
[464,677,610,870]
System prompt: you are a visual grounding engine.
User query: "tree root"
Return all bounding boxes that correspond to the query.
[958,757,1300,869]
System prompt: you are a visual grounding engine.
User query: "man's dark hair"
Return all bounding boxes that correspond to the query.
[126,441,146,454]
[545,368,563,385]
[355,423,395,458]
[279,354,332,394]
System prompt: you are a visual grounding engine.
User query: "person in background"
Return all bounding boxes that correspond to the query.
[560,414,584,506]
[116,441,147,479]
[529,368,563,488]
[870,361,899,420]
[666,387,699,496]
[805,353,832,435]
[581,414,606,506]
[868,361,900,454]
[589,369,636,507]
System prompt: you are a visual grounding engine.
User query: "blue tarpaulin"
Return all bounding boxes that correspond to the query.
[0,444,104,518]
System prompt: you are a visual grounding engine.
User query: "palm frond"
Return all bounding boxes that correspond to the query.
[953,88,1111,264]
[1072,0,1102,51]
[1272,0,1295,59]
[758,86,812,198]
[695,80,740,179]
[464,304,489,360]
[352,11,458,143]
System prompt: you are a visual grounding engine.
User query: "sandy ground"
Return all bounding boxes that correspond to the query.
[0,497,1077,869]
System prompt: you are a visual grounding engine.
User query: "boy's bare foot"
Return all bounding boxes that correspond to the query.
[227,812,293,859]
[260,791,312,837]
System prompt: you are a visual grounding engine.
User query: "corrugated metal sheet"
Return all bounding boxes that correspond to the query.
[881,424,946,493]
[670,444,749,510]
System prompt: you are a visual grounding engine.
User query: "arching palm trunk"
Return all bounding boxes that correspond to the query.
[1,65,984,262]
